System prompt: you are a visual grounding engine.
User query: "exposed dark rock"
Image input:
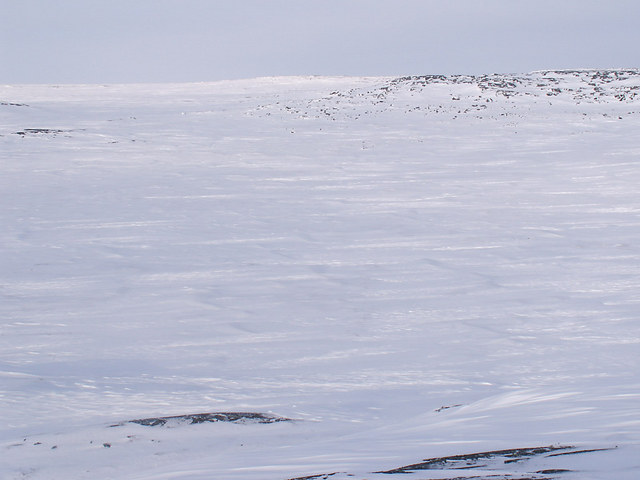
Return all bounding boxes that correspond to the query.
[289,445,609,480]
[376,445,573,474]
[546,447,616,457]
[14,128,68,136]
[112,411,292,427]
[435,403,463,412]
[287,473,339,480]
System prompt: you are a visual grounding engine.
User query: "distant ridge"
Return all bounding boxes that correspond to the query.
[250,69,640,120]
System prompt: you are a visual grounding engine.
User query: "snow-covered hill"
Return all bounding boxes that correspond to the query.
[1,71,640,479]
[252,69,640,120]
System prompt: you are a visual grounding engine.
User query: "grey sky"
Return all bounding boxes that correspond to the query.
[2,0,639,84]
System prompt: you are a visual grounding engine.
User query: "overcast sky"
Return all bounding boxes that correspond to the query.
[2,0,639,84]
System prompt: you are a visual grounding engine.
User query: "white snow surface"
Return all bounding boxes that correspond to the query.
[1,71,640,479]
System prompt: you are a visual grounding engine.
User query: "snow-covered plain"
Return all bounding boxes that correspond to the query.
[1,71,640,479]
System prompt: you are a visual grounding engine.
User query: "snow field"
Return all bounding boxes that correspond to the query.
[1,72,640,478]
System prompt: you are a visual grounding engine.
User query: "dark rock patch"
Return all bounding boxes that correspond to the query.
[112,411,292,427]
[14,128,68,136]
[283,444,616,480]
[546,447,615,457]
[287,473,339,480]
[376,445,573,474]
[435,403,463,412]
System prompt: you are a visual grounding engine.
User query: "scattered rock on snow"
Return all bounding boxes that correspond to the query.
[287,473,340,480]
[112,411,292,427]
[290,445,616,480]
[252,69,640,121]
[1,101,29,107]
[376,445,573,474]
[13,128,69,137]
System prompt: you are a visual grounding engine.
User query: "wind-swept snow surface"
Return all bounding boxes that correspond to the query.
[1,71,640,479]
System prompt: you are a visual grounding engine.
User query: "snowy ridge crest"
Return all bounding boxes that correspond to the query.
[251,69,640,120]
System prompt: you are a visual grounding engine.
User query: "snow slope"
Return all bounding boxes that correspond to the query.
[1,71,640,479]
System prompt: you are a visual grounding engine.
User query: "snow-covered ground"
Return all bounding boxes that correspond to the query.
[1,71,640,479]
